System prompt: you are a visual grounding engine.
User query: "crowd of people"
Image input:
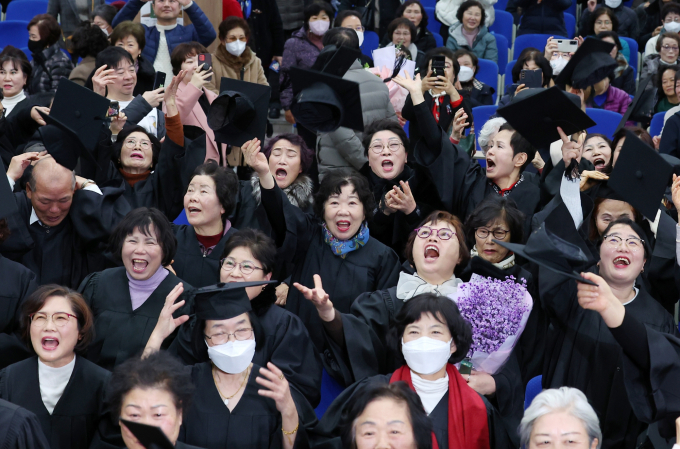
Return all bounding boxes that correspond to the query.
[3,0,680,448]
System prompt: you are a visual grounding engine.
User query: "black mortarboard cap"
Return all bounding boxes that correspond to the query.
[0,158,17,219]
[585,180,625,202]
[615,76,655,132]
[311,45,363,78]
[193,281,277,320]
[555,38,617,89]
[38,78,109,170]
[494,224,597,285]
[608,130,673,219]
[290,65,364,133]
[208,78,271,147]
[119,420,173,449]
[496,86,596,148]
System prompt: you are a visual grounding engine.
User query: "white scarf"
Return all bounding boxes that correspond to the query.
[3,90,26,116]
[396,272,462,300]
[411,370,449,415]
[470,246,516,269]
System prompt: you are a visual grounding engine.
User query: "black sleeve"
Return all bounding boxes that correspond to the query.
[609,311,651,371]
[412,102,446,165]
[260,181,288,247]
[660,114,680,157]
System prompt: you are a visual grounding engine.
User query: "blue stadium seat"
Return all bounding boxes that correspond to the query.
[494,33,508,75]
[423,6,443,37]
[567,0,576,19]
[586,108,623,139]
[404,121,409,138]
[513,34,566,58]
[650,112,666,137]
[173,209,189,226]
[361,30,379,59]
[472,105,498,151]
[476,59,499,103]
[504,58,516,87]
[564,12,576,38]
[314,369,345,419]
[432,31,444,47]
[420,0,436,8]
[525,375,543,409]
[6,0,48,21]
[489,10,513,47]
[620,37,638,75]
[19,47,32,61]
[0,22,31,51]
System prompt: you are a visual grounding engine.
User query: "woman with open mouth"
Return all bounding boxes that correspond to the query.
[243,137,401,358]
[0,285,110,449]
[580,134,613,173]
[78,207,193,371]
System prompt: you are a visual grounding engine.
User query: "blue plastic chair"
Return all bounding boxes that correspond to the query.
[650,112,666,137]
[0,22,31,51]
[432,31,444,47]
[525,375,543,409]
[472,105,498,150]
[564,12,576,38]
[361,30,380,59]
[476,59,499,103]
[586,108,623,139]
[403,121,409,138]
[19,47,32,61]
[314,369,345,419]
[504,58,516,87]
[6,0,48,21]
[420,0,436,8]
[494,33,508,75]
[513,34,566,59]
[620,37,638,73]
[173,209,189,225]
[489,10,514,48]
[567,0,577,19]
[494,0,509,11]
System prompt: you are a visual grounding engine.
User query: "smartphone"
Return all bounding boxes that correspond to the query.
[198,53,213,81]
[106,100,119,118]
[153,71,166,90]
[555,39,578,53]
[520,69,543,88]
[431,55,446,78]
[119,420,174,449]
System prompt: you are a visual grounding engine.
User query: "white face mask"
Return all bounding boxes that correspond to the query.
[665,21,680,33]
[458,65,474,82]
[549,57,568,75]
[226,40,247,57]
[356,30,365,47]
[100,26,109,37]
[401,337,453,375]
[604,0,622,8]
[207,339,256,374]
[309,20,330,36]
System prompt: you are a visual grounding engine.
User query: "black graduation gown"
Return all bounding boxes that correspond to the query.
[178,362,315,449]
[0,399,49,449]
[171,225,238,288]
[0,183,132,288]
[0,255,37,368]
[307,371,512,449]
[259,183,401,354]
[169,288,323,408]
[78,267,193,371]
[0,356,110,449]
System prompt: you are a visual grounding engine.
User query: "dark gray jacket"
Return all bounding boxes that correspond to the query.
[47,0,105,37]
[121,95,166,141]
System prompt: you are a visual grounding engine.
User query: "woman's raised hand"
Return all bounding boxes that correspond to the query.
[672,174,680,211]
[109,111,127,135]
[293,274,335,322]
[190,65,213,91]
[164,70,186,112]
[144,283,189,356]
[243,138,275,189]
[558,126,583,166]
[577,272,625,328]
[385,181,417,215]
[579,170,609,191]
[92,65,116,97]
[451,108,469,141]
[393,70,423,95]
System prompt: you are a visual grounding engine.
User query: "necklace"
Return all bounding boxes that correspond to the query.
[212,364,250,407]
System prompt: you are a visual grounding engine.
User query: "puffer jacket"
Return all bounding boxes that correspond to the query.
[587,85,632,116]
[210,45,269,92]
[446,23,498,63]
[578,5,639,40]
[112,0,216,63]
[317,60,397,180]
[641,54,680,88]
[516,0,570,36]
[28,43,74,95]
[275,0,304,31]
[280,27,321,110]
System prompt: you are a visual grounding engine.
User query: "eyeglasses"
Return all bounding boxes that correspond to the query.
[205,328,253,345]
[602,234,644,251]
[369,141,403,154]
[124,138,151,149]
[415,226,456,240]
[595,20,612,26]
[393,31,411,37]
[475,228,510,240]
[220,258,264,275]
[30,312,77,327]
[662,44,680,52]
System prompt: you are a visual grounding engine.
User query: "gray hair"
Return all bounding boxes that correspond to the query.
[477,116,507,153]
[519,387,601,449]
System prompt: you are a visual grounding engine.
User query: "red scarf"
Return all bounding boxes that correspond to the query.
[431,95,463,123]
[390,364,490,449]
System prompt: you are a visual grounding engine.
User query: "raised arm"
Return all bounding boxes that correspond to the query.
[112,0,145,27]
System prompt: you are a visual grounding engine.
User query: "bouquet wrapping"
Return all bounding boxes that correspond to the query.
[450,274,533,374]
[368,65,409,113]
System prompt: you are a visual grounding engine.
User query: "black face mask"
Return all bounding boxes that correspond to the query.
[27,39,45,54]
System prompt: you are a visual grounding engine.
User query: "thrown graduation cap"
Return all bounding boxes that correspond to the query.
[0,158,17,220]
[496,86,595,148]
[311,44,362,78]
[608,130,673,219]
[38,78,109,170]
[494,225,597,285]
[615,76,655,132]
[207,78,271,147]
[193,281,277,320]
[555,38,617,89]
[119,420,174,449]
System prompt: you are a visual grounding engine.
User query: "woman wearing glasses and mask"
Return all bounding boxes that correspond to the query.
[0,285,110,449]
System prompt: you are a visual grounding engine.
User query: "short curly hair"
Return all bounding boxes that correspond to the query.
[313,170,375,222]
[71,22,111,60]
[108,207,178,267]
[218,16,251,42]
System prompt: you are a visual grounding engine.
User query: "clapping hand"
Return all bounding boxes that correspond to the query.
[392,70,423,95]
[164,70,186,118]
[385,181,417,215]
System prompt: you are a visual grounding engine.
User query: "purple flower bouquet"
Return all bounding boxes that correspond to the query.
[449,274,533,374]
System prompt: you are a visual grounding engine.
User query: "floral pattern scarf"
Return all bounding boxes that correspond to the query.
[321,221,370,258]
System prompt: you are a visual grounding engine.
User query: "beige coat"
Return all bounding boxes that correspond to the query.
[68,55,96,86]
[208,45,268,95]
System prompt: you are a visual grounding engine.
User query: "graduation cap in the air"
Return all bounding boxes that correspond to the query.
[615,76,655,132]
[496,86,596,148]
[608,130,673,219]
[193,281,277,320]
[119,420,174,449]
[555,38,617,89]
[0,158,17,220]
[494,224,598,285]
[290,46,364,133]
[311,44,362,78]
[207,77,271,147]
[37,78,110,170]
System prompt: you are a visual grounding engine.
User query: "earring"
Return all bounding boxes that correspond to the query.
[641,268,645,273]
[262,286,266,291]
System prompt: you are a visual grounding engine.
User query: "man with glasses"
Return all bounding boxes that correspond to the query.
[644,2,680,57]
[112,0,216,79]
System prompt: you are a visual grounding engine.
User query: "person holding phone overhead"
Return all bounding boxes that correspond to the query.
[499,50,552,107]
